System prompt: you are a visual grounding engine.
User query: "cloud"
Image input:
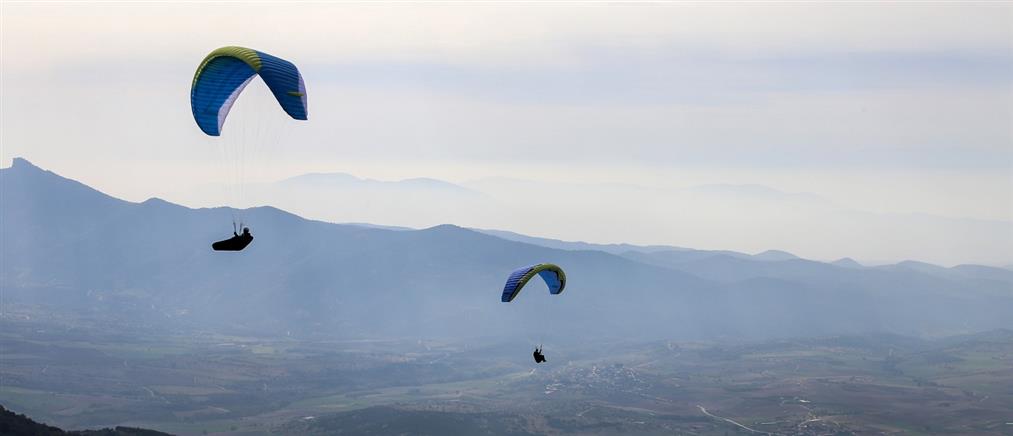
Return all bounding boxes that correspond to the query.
[3,3,1010,69]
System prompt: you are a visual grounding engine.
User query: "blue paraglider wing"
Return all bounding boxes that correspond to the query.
[501,263,566,302]
[191,46,307,136]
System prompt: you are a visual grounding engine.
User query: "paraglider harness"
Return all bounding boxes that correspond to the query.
[212,222,253,251]
[533,345,547,363]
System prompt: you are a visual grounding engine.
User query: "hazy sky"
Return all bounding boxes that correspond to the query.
[2,2,1011,265]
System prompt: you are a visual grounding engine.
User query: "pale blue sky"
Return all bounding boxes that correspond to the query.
[2,2,1010,264]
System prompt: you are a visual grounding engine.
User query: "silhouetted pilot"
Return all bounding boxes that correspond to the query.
[212,227,254,251]
[533,346,547,363]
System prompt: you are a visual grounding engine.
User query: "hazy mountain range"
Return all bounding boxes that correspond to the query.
[3,157,1012,343]
[168,168,1013,266]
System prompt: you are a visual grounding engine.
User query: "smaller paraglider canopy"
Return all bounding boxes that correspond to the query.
[501,263,566,303]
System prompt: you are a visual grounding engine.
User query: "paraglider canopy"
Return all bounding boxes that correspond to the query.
[501,263,566,303]
[190,46,307,136]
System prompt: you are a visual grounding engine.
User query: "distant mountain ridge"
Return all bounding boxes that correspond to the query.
[472,229,803,262]
[832,257,864,268]
[3,157,1012,341]
[279,171,482,195]
[0,405,170,435]
[170,164,1011,267]
[470,228,689,255]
